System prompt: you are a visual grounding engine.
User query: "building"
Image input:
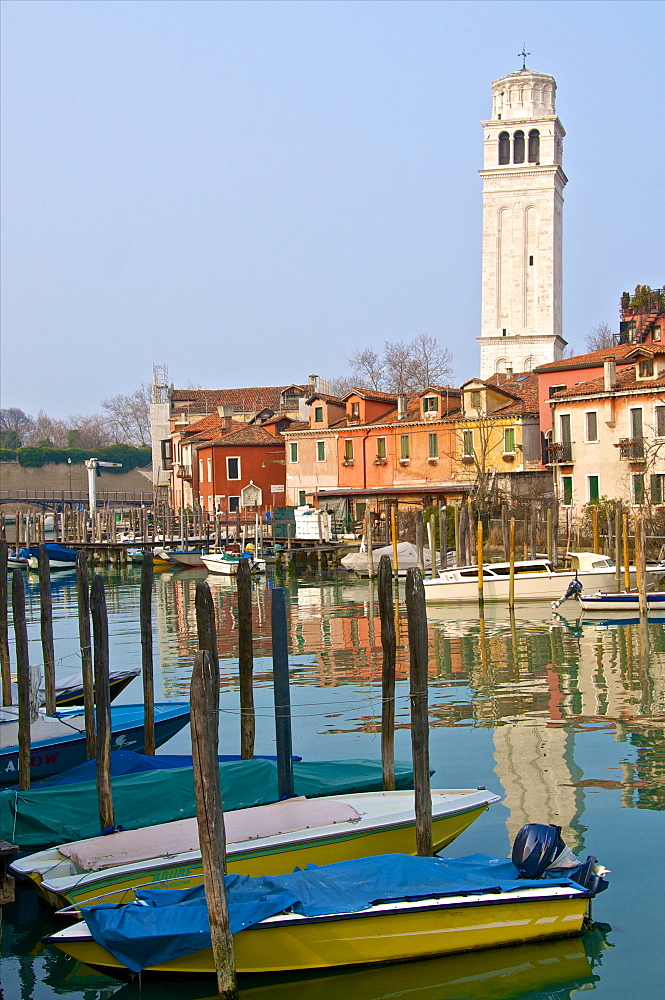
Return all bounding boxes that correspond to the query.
[478,64,567,379]
[168,411,288,513]
[548,352,665,514]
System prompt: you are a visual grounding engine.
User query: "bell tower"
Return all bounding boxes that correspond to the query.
[478,63,567,378]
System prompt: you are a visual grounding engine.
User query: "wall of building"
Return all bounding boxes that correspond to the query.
[0,462,152,497]
[196,443,286,513]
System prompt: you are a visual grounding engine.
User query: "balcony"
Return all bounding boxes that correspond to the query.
[546,442,573,464]
[618,438,645,461]
[176,465,193,480]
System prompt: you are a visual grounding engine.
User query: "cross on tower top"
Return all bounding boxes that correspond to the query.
[518,45,531,71]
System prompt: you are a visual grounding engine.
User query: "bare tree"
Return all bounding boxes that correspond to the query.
[407,333,453,390]
[101,384,151,446]
[383,340,415,393]
[585,322,615,352]
[327,375,356,398]
[348,347,385,391]
[0,408,35,448]
[347,335,453,395]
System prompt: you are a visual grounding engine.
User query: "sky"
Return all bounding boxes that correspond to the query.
[1,0,663,419]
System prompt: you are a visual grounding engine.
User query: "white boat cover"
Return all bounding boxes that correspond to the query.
[59,796,362,872]
[0,710,87,749]
[341,541,437,575]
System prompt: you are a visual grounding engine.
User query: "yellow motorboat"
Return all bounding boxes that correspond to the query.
[45,843,607,978]
[13,788,499,909]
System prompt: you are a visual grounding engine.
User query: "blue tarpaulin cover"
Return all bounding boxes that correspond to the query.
[80,853,583,973]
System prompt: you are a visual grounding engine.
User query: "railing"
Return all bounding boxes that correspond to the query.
[0,489,154,506]
[546,442,573,464]
[176,466,193,479]
[619,438,645,460]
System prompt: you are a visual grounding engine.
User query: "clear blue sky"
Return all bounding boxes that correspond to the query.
[2,0,663,418]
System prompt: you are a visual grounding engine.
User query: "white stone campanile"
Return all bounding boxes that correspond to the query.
[478,67,568,378]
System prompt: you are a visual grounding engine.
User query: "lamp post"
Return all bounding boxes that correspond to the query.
[67,458,72,496]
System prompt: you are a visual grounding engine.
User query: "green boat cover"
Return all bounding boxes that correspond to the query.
[0,758,418,849]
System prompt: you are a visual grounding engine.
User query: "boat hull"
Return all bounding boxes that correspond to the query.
[580,592,665,612]
[0,704,190,785]
[424,566,661,603]
[166,551,206,569]
[47,887,590,976]
[30,794,496,909]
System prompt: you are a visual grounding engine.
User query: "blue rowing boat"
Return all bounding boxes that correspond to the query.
[19,543,78,569]
[0,703,190,785]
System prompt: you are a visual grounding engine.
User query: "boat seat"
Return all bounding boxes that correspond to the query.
[59,796,362,872]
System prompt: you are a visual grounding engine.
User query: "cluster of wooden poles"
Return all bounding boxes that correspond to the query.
[192,554,431,998]
[1,536,432,998]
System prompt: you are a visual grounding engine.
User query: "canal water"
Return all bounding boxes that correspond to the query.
[2,565,664,999]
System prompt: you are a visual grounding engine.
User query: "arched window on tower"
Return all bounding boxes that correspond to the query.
[528,129,540,163]
[498,132,510,165]
[513,130,525,164]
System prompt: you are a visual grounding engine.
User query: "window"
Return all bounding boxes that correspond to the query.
[226,457,240,480]
[228,496,240,513]
[344,439,354,461]
[160,439,173,469]
[290,442,298,463]
[561,476,573,506]
[528,129,540,163]
[314,406,323,422]
[316,440,326,462]
[423,395,439,412]
[471,390,481,409]
[199,459,204,482]
[351,402,360,420]
[630,407,643,441]
[587,475,600,502]
[549,384,566,398]
[207,457,212,481]
[639,359,654,377]
[655,405,665,437]
[632,473,645,505]
[513,129,525,163]
[400,435,410,459]
[585,411,598,442]
[276,421,289,433]
[298,490,307,506]
[651,474,665,505]
[376,437,386,459]
[653,326,662,342]
[528,255,534,266]
[462,429,474,456]
[498,131,510,164]
[504,427,516,453]
[428,433,439,458]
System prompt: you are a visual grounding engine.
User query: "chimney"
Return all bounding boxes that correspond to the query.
[309,374,318,392]
[604,357,617,391]
[397,395,407,420]
[505,364,513,378]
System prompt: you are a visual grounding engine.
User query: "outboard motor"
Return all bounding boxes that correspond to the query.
[512,823,609,894]
[552,575,583,610]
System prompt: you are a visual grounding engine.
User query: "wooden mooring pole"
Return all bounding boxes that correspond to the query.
[190,649,238,999]
[90,574,114,832]
[37,544,57,715]
[477,519,484,609]
[271,588,294,800]
[195,581,220,676]
[615,502,622,594]
[0,540,11,706]
[236,558,255,760]
[509,517,516,612]
[76,551,95,759]
[405,567,432,856]
[140,553,155,755]
[378,555,396,791]
[12,570,31,790]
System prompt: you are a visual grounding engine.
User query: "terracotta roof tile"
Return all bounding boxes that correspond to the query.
[552,367,665,399]
[533,343,665,374]
[171,385,307,412]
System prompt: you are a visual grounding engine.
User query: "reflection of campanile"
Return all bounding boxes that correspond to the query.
[478,66,568,379]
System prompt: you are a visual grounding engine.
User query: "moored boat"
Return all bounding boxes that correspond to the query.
[22,543,78,570]
[578,591,665,613]
[424,552,665,604]
[44,827,608,977]
[164,550,207,569]
[14,787,500,909]
[201,551,257,576]
[0,702,190,785]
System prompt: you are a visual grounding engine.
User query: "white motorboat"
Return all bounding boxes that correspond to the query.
[200,552,257,576]
[423,552,665,604]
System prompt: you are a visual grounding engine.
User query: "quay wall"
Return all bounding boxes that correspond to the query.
[0,462,153,497]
